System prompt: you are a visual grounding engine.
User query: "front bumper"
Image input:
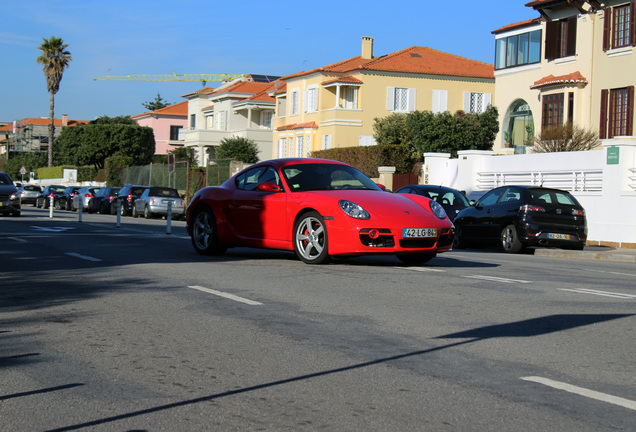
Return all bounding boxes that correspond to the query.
[0,199,20,214]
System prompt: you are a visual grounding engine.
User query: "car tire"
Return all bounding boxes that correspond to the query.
[55,200,62,210]
[12,211,20,217]
[453,226,466,249]
[191,207,226,255]
[64,200,71,211]
[501,224,524,253]
[110,203,117,215]
[396,253,436,265]
[120,203,127,217]
[144,205,153,219]
[132,205,138,218]
[293,211,330,264]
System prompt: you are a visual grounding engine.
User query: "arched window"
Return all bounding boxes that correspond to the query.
[503,99,535,153]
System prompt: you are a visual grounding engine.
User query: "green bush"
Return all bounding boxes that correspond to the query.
[312,145,415,177]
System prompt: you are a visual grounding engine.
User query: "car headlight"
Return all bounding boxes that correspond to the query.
[339,200,370,219]
[429,200,447,219]
[10,193,18,200]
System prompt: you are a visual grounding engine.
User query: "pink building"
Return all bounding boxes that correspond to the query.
[132,101,188,155]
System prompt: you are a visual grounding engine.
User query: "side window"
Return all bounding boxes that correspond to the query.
[500,187,521,203]
[235,166,281,191]
[477,188,505,206]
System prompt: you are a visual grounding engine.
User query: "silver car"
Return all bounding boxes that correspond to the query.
[18,184,43,205]
[132,187,185,219]
[72,186,102,211]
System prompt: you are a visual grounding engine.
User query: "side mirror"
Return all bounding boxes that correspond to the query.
[257,182,281,192]
[470,200,476,206]
[376,183,387,191]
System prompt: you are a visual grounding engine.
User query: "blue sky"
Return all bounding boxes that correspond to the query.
[0,0,538,122]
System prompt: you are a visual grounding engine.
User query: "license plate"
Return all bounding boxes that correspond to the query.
[548,233,570,240]
[403,228,437,238]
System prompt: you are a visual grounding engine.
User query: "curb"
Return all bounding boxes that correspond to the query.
[534,248,636,264]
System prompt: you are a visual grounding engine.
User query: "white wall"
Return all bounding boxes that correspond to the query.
[422,140,636,246]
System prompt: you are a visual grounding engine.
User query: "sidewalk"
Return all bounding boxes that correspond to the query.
[534,245,636,263]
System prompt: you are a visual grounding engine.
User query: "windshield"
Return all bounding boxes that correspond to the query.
[282,163,382,192]
[0,173,13,185]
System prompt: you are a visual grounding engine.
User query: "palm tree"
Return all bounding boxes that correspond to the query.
[36,36,72,167]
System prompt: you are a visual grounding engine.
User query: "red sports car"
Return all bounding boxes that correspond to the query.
[186,158,455,265]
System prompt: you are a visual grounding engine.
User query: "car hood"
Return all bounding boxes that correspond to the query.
[0,185,18,194]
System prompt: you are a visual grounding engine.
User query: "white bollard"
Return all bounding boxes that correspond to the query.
[49,195,54,219]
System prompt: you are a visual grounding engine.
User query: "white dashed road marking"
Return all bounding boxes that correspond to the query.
[65,252,102,262]
[559,288,636,299]
[522,376,636,411]
[188,285,263,305]
[463,275,532,284]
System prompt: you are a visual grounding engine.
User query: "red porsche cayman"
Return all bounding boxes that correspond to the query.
[186,158,455,265]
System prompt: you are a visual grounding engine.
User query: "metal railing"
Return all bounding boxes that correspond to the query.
[476,169,603,192]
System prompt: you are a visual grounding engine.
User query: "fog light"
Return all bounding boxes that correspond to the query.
[368,229,379,239]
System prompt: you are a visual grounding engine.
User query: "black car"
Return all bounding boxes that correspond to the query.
[0,172,21,217]
[453,185,587,253]
[113,184,149,216]
[58,186,82,210]
[396,184,470,221]
[35,185,66,209]
[88,187,120,214]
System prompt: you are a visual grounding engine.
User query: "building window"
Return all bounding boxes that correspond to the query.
[278,138,287,158]
[545,17,577,60]
[295,135,304,157]
[189,114,196,130]
[169,125,183,141]
[464,92,492,114]
[431,89,447,113]
[343,87,358,109]
[321,134,331,150]
[305,86,318,113]
[290,89,300,116]
[305,135,311,157]
[604,3,636,50]
[261,111,273,129]
[214,111,227,130]
[495,28,541,70]
[387,87,416,113]
[358,135,377,146]
[600,87,634,138]
[542,93,564,129]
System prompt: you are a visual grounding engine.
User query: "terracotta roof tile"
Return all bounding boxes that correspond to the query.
[276,121,318,131]
[131,101,189,118]
[8,118,89,127]
[530,71,588,89]
[321,76,363,86]
[492,17,542,34]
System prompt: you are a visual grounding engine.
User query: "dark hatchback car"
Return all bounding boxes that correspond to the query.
[35,185,66,209]
[114,184,149,216]
[453,185,587,253]
[396,184,470,221]
[58,186,82,210]
[0,172,21,216]
[88,187,121,214]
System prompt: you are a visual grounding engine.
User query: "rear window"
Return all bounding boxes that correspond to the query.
[529,189,579,206]
[131,187,148,196]
[149,187,179,198]
[24,185,41,192]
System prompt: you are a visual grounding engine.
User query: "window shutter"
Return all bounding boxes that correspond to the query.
[484,93,492,110]
[599,89,608,139]
[463,92,471,112]
[387,87,395,110]
[408,88,416,112]
[567,17,577,56]
[545,20,558,60]
[627,86,634,136]
[603,7,612,50]
[631,2,636,46]
[303,89,308,112]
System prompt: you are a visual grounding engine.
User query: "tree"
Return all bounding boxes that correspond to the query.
[373,113,412,146]
[216,136,260,164]
[142,92,173,111]
[36,36,72,167]
[56,116,155,170]
[169,146,197,167]
[532,123,600,153]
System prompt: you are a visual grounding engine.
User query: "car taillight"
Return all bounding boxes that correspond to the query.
[85,193,93,198]
[48,193,55,197]
[572,209,585,216]
[108,195,115,200]
[127,193,133,202]
[520,204,545,212]
[150,198,156,205]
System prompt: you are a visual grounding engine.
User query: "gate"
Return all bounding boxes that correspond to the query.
[392,173,419,190]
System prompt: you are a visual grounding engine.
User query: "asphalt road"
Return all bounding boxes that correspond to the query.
[1,207,635,431]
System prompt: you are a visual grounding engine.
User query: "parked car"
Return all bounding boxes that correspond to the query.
[453,185,587,253]
[87,187,120,214]
[133,186,185,219]
[17,184,42,205]
[0,172,21,216]
[72,186,102,212]
[58,186,82,210]
[186,158,455,265]
[35,185,66,209]
[114,184,150,216]
[396,185,470,221]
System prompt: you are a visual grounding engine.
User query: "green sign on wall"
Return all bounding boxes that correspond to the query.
[607,146,619,165]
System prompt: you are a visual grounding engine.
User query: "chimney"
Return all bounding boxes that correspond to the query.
[62,114,68,126]
[361,36,374,60]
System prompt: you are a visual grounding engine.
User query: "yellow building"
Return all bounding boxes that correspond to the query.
[271,37,495,158]
[493,0,635,153]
